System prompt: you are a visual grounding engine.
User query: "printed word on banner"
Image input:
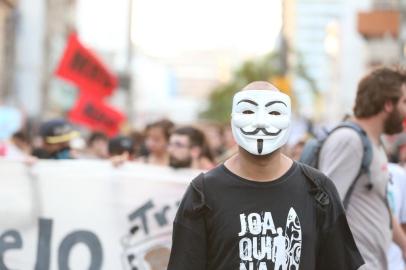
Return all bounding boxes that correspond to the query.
[69,95,125,137]
[0,160,197,270]
[55,33,118,98]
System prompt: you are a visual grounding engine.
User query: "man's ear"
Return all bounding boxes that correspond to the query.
[384,100,395,113]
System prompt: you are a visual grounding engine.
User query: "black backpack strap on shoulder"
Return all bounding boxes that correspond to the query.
[299,162,330,257]
[334,121,373,209]
[299,163,330,208]
[185,173,211,218]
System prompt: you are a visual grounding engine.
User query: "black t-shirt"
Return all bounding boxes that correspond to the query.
[168,161,364,270]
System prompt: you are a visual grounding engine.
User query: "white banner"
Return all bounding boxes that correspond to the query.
[0,160,198,270]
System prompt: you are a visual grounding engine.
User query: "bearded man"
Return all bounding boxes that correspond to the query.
[318,67,406,270]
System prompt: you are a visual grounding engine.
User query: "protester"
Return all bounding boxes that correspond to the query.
[167,126,215,170]
[318,67,406,269]
[199,122,225,159]
[215,124,238,163]
[142,119,174,166]
[84,131,109,159]
[129,130,147,159]
[0,130,37,165]
[391,134,406,165]
[387,143,406,270]
[10,131,31,155]
[168,81,363,269]
[108,135,136,166]
[32,119,79,159]
[288,134,309,161]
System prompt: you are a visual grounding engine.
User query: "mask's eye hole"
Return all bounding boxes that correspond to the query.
[269,111,281,115]
[243,110,254,114]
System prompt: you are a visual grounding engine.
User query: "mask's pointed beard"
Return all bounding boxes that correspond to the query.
[257,139,263,154]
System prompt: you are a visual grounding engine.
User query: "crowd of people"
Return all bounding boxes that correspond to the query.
[0,117,241,171]
[4,66,406,269]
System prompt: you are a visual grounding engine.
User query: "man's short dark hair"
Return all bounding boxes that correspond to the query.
[145,119,174,141]
[172,127,204,146]
[354,66,406,118]
[87,132,108,146]
[172,126,214,161]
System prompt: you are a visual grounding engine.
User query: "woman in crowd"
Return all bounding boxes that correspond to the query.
[141,119,174,166]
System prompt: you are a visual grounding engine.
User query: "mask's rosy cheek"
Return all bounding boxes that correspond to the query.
[231,113,254,128]
[265,116,290,129]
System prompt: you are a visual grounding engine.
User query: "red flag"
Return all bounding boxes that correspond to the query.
[69,94,125,137]
[55,33,118,98]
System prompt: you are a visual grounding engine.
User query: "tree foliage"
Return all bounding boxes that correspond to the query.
[200,52,316,124]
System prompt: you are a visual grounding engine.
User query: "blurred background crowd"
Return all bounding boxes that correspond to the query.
[1,0,406,168]
[0,117,238,170]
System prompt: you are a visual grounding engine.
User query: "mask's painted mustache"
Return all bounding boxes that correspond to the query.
[240,128,282,136]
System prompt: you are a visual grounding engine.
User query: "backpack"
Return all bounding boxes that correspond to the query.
[189,164,331,231]
[299,121,373,209]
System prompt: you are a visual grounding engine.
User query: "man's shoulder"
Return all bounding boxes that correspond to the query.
[321,126,365,157]
[181,165,232,218]
[204,164,225,177]
[326,126,363,144]
[298,162,329,179]
[204,163,234,181]
[189,164,228,188]
[297,163,342,201]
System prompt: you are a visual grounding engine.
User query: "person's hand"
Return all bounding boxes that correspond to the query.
[24,155,37,166]
[400,236,406,263]
[110,152,130,167]
[403,247,406,263]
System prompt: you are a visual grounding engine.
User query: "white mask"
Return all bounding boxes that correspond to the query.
[231,90,291,155]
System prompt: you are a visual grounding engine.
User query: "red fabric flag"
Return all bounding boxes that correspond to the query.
[69,94,125,137]
[55,33,118,98]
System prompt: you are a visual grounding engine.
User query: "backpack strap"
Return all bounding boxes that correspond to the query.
[330,121,373,209]
[299,163,330,236]
[299,163,330,207]
[184,173,211,218]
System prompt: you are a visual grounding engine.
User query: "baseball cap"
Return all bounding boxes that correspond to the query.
[40,119,79,144]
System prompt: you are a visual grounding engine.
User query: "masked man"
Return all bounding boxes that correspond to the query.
[167,81,364,270]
